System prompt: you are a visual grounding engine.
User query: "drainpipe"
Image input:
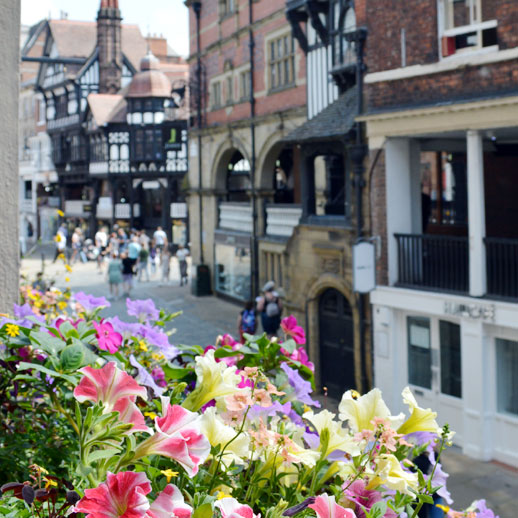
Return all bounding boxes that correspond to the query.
[249,0,258,297]
[350,27,369,392]
[192,1,204,264]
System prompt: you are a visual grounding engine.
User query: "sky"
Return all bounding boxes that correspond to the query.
[21,0,190,57]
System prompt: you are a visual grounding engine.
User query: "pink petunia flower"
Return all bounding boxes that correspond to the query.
[134,403,210,476]
[308,494,357,518]
[93,320,123,354]
[344,480,396,518]
[147,484,193,518]
[215,498,260,518]
[74,471,151,518]
[281,315,306,345]
[74,362,149,434]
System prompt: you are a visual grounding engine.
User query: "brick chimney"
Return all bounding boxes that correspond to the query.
[97,0,122,93]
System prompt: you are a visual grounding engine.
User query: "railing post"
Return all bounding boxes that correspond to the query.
[467,130,486,297]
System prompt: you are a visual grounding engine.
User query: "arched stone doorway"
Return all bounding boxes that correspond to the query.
[318,288,355,399]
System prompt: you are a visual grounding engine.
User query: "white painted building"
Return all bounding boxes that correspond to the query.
[363,97,518,465]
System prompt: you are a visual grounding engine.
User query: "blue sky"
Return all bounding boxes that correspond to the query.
[21,0,189,57]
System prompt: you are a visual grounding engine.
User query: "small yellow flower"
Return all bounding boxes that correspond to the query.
[350,389,361,400]
[43,477,58,489]
[58,301,68,311]
[151,352,165,361]
[58,253,65,261]
[217,491,231,500]
[65,264,73,273]
[65,277,70,283]
[138,340,148,352]
[56,209,65,217]
[34,300,43,308]
[5,324,20,337]
[435,504,450,513]
[144,411,158,420]
[30,464,49,475]
[160,469,179,483]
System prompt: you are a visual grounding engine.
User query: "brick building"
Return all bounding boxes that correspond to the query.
[362,0,518,463]
[187,0,373,395]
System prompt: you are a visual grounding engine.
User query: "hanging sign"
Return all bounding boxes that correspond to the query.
[353,241,376,293]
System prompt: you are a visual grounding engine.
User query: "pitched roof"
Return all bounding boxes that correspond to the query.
[283,88,358,143]
[88,93,126,126]
[47,20,147,71]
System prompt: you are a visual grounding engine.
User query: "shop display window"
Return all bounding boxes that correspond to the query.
[407,316,432,389]
[496,338,518,416]
[214,243,251,301]
[439,321,462,398]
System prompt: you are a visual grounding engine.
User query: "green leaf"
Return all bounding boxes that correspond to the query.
[370,501,387,518]
[16,361,76,384]
[87,447,122,463]
[192,503,213,518]
[418,494,434,505]
[29,331,66,355]
[281,338,297,354]
[162,364,193,381]
[59,321,79,339]
[214,347,240,358]
[60,342,85,371]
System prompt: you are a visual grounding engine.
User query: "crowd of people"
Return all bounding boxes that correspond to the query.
[54,223,190,299]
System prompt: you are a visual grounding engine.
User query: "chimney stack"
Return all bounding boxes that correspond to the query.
[97,0,122,94]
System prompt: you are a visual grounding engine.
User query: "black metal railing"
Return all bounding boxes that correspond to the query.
[485,237,518,299]
[395,233,469,293]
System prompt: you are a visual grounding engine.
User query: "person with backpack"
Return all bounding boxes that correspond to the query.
[256,280,283,338]
[238,300,257,343]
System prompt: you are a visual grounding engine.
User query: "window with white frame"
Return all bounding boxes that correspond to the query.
[268,34,296,91]
[219,0,234,18]
[439,0,498,57]
[496,338,518,416]
[211,81,222,109]
[407,317,432,389]
[239,70,251,101]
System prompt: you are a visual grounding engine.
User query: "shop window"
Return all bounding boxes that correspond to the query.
[439,320,462,398]
[215,242,251,301]
[421,151,467,234]
[439,0,497,58]
[227,150,251,202]
[268,34,295,91]
[407,317,432,389]
[496,338,518,416]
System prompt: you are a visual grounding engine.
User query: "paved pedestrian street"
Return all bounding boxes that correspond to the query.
[20,245,518,517]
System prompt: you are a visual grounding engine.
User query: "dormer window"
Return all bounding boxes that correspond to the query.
[439,0,498,57]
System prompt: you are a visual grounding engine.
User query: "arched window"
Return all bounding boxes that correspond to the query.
[273,148,294,204]
[226,150,251,202]
[330,0,356,71]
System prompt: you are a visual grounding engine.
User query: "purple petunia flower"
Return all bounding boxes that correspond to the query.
[126,298,159,323]
[108,316,142,340]
[74,291,110,311]
[280,362,320,408]
[129,354,165,397]
[473,500,498,518]
[139,324,180,360]
[14,303,45,324]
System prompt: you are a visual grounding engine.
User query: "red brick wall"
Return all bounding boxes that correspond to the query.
[364,0,518,112]
[187,0,306,128]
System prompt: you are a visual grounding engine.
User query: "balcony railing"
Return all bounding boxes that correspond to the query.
[265,204,302,237]
[395,233,469,293]
[219,202,252,233]
[485,237,518,299]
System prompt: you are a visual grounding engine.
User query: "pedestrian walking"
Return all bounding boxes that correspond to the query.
[256,280,283,338]
[176,243,190,286]
[95,226,108,272]
[70,228,82,264]
[106,251,123,300]
[149,239,158,276]
[153,226,167,252]
[238,300,257,343]
[137,245,150,282]
[121,251,135,296]
[127,235,141,271]
[138,230,150,249]
[161,246,171,283]
[117,227,128,252]
[53,224,67,262]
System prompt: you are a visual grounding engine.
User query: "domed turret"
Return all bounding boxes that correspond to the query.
[126,50,171,98]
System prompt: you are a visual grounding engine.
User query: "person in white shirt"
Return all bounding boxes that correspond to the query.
[153,226,167,251]
[176,243,190,286]
[95,227,108,271]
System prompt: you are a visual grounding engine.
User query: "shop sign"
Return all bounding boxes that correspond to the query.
[353,241,376,293]
[163,127,182,151]
[444,301,495,321]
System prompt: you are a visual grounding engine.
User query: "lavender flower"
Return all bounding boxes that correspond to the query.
[74,292,110,311]
[139,324,180,360]
[108,316,142,340]
[280,362,321,408]
[129,354,165,397]
[126,298,159,323]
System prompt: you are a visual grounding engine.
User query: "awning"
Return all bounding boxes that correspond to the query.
[283,87,357,144]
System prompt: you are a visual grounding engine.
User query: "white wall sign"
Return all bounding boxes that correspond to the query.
[353,241,376,293]
[444,301,495,321]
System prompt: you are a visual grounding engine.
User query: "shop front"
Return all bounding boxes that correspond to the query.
[214,230,252,302]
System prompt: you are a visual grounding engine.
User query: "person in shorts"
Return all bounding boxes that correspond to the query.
[121,251,135,296]
[176,243,190,286]
[106,251,122,299]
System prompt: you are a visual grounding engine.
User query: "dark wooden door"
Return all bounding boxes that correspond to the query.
[319,288,355,399]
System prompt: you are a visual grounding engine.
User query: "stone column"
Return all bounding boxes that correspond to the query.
[0,0,20,312]
[467,130,486,296]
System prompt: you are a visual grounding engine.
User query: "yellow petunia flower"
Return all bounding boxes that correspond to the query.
[5,324,20,337]
[160,469,179,483]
